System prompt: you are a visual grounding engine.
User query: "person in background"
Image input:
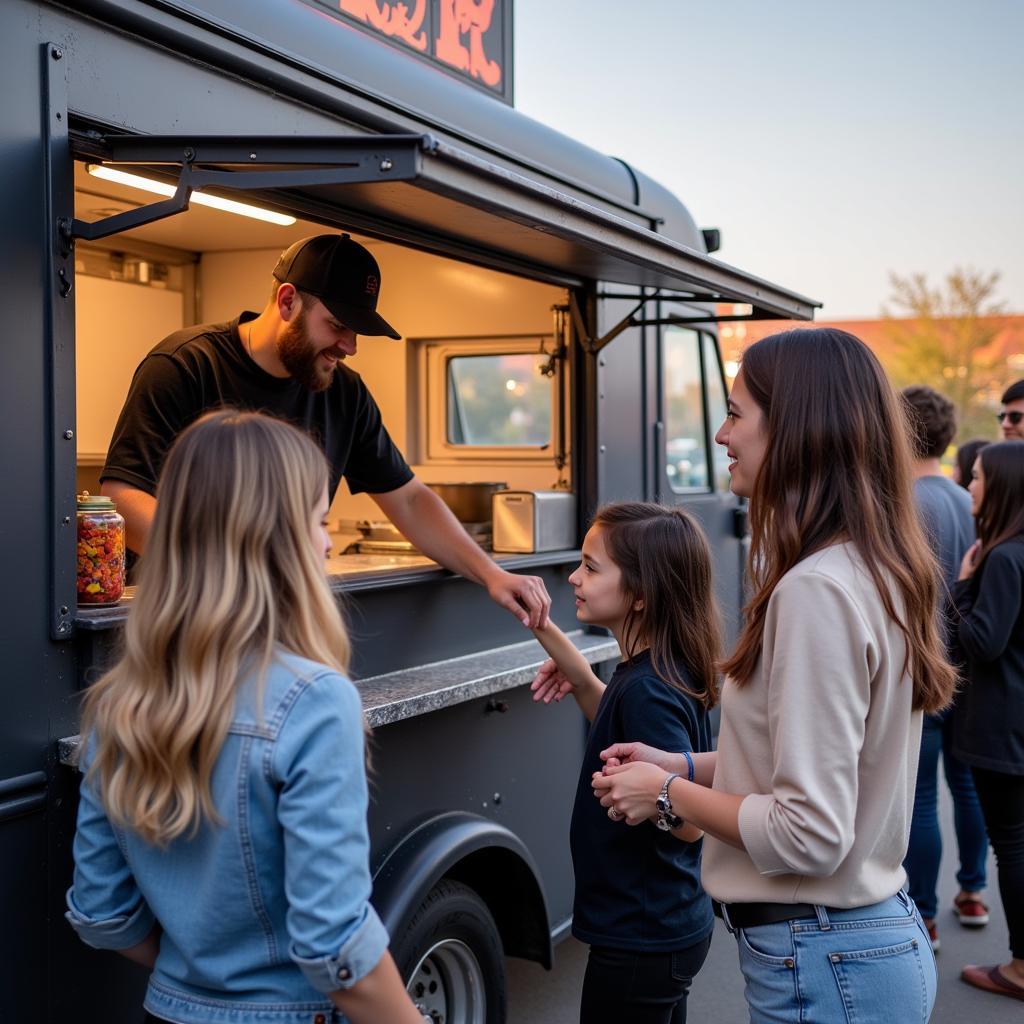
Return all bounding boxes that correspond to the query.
[998,380,1024,441]
[594,329,954,1023]
[100,233,550,630]
[530,503,719,1024]
[954,439,990,490]
[900,386,989,950]
[67,410,428,1024]
[954,441,1024,1003]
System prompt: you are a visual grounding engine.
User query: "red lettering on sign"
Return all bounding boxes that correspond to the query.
[435,0,501,87]
[339,0,428,52]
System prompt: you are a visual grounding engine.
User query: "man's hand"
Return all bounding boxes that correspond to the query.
[486,569,551,629]
[375,482,552,628]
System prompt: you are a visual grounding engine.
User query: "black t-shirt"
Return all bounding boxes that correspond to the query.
[570,650,714,951]
[101,314,413,501]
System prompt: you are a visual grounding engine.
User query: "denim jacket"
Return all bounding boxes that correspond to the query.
[66,651,390,1024]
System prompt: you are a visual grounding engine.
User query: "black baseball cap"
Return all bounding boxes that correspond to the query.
[273,234,401,339]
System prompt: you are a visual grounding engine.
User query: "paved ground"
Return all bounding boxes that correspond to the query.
[507,782,1013,1023]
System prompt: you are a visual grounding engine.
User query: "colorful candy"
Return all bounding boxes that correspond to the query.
[77,494,125,605]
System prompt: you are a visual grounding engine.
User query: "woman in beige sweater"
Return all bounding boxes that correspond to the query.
[594,328,956,1023]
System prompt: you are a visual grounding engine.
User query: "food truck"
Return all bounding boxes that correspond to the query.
[0,1,819,1020]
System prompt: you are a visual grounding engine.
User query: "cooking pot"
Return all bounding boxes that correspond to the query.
[426,482,508,523]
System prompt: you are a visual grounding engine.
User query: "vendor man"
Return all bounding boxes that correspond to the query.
[100,233,551,628]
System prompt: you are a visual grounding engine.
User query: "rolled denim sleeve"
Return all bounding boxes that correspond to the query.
[274,673,390,993]
[65,745,155,950]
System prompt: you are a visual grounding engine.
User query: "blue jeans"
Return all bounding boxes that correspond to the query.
[726,892,936,1023]
[904,710,988,918]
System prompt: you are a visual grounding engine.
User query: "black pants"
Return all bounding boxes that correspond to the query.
[579,934,712,1024]
[971,766,1024,958]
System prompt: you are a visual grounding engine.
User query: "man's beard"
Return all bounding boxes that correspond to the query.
[277,308,335,393]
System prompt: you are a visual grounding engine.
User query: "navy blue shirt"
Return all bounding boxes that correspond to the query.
[570,650,714,951]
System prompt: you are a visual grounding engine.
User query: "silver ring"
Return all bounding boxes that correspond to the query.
[608,807,624,821]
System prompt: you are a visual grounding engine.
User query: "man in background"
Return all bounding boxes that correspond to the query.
[901,385,989,951]
[998,380,1024,440]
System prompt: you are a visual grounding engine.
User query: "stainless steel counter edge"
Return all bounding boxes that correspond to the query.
[58,629,621,768]
[73,549,584,632]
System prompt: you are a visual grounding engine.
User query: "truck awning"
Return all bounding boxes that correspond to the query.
[68,133,819,321]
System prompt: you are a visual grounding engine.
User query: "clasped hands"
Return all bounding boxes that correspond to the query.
[592,742,678,826]
[528,661,679,826]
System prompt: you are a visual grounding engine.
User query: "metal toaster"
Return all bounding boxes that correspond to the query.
[492,490,577,553]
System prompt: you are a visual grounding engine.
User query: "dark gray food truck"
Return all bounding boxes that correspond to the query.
[1,1,818,1020]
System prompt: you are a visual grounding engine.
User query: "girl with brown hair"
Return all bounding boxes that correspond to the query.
[530,502,720,1024]
[594,328,955,1022]
[66,410,427,1024]
[955,440,1024,1002]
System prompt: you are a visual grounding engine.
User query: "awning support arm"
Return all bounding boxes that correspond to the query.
[571,290,664,354]
[578,291,799,352]
[60,135,431,246]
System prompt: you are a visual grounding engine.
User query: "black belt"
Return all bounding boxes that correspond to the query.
[713,900,831,929]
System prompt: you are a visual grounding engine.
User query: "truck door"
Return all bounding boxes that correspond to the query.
[657,314,744,645]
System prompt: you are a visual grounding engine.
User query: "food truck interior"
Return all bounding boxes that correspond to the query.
[73,159,574,578]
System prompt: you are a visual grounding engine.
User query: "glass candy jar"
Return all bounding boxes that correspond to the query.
[76,492,126,605]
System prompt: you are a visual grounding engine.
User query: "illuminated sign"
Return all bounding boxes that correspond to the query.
[302,1,513,104]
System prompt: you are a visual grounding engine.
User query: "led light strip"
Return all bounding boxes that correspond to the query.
[86,164,296,226]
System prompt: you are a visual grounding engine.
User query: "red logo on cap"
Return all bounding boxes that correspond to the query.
[365,274,379,297]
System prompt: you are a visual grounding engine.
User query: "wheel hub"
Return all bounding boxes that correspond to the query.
[407,938,486,1024]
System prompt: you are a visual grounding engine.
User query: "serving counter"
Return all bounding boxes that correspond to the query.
[63,548,619,766]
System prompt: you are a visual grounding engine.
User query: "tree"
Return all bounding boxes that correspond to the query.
[881,268,1006,442]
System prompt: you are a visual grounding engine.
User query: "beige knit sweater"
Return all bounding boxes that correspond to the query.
[702,542,922,908]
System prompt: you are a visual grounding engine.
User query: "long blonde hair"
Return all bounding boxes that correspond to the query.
[82,409,351,846]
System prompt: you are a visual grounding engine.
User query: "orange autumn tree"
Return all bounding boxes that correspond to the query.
[881,268,1006,441]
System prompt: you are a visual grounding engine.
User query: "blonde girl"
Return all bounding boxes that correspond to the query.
[66,409,426,1024]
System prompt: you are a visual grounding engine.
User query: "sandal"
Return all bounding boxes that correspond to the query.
[953,893,990,927]
[961,964,1024,1002]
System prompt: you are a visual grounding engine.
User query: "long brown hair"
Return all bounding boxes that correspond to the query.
[974,441,1024,564]
[592,502,720,708]
[720,328,955,713]
[82,410,352,846]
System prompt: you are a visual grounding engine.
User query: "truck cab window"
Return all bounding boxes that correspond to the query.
[663,326,709,492]
[702,333,732,492]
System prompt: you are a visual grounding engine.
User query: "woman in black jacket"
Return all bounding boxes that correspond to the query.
[955,440,1024,1002]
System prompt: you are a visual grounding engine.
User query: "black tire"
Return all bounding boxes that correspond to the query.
[393,879,507,1024]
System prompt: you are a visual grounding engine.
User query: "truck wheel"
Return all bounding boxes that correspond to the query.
[396,879,507,1024]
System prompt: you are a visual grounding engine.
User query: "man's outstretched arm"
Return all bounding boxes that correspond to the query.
[372,478,552,629]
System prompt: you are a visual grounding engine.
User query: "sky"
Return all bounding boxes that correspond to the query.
[512,0,1023,320]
